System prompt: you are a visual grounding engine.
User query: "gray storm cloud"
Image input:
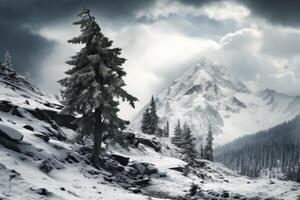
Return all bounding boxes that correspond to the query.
[1,0,300,119]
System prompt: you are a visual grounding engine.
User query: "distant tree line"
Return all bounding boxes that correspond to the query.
[215,115,300,182]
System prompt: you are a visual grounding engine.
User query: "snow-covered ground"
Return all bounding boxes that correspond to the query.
[0,63,299,200]
[0,110,299,199]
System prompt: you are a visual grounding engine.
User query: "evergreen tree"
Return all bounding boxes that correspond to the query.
[182,123,197,162]
[214,115,300,181]
[141,96,159,135]
[149,96,159,135]
[3,51,13,69]
[141,107,151,134]
[164,121,170,137]
[58,8,137,167]
[204,125,214,161]
[200,144,204,158]
[171,120,184,147]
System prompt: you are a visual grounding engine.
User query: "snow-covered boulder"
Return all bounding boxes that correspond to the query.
[0,122,23,141]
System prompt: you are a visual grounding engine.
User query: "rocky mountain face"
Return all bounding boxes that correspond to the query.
[132,60,300,146]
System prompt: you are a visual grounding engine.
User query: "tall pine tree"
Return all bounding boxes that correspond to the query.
[141,107,151,134]
[141,96,159,135]
[164,121,170,137]
[182,123,197,162]
[172,120,184,147]
[149,96,159,135]
[204,125,214,161]
[59,8,137,166]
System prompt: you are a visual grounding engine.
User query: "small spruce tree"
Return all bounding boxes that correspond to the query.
[200,144,204,158]
[3,51,13,69]
[59,8,137,167]
[141,107,151,134]
[141,96,159,135]
[171,120,184,147]
[149,96,159,135]
[164,121,170,137]
[204,125,214,161]
[182,123,197,162]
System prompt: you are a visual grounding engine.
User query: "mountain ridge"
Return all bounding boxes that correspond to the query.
[131,59,300,146]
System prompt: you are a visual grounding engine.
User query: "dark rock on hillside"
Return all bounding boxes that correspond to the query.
[129,162,159,176]
[65,153,80,164]
[0,127,23,142]
[0,124,23,152]
[23,125,34,131]
[33,133,50,142]
[110,154,130,166]
[39,158,64,174]
[135,137,161,152]
[30,187,52,196]
[133,177,151,187]
[0,137,21,153]
[0,100,76,134]
[11,106,25,118]
[35,109,76,130]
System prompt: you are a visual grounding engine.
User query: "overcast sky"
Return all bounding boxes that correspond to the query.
[1,0,300,119]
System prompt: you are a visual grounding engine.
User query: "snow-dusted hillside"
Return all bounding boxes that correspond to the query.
[132,59,300,146]
[0,63,299,200]
[0,64,61,111]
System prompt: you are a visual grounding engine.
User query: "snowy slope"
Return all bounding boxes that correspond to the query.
[0,64,61,111]
[131,59,300,146]
[0,63,299,200]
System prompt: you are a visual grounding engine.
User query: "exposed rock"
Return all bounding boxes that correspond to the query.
[0,122,23,152]
[128,187,141,194]
[0,122,23,141]
[169,165,190,176]
[129,162,159,176]
[135,137,161,152]
[23,125,34,131]
[30,188,52,196]
[0,100,13,112]
[9,169,21,180]
[33,133,50,142]
[11,106,24,118]
[221,191,230,198]
[144,164,158,175]
[130,163,146,174]
[169,166,184,173]
[110,154,130,166]
[28,108,76,130]
[39,158,64,174]
[133,177,151,187]
[65,153,80,164]
[104,160,119,171]
[0,135,21,152]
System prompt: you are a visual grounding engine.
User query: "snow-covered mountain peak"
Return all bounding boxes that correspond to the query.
[163,60,249,102]
[132,59,300,147]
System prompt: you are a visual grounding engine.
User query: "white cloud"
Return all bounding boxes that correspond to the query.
[202,1,250,21]
[137,0,250,22]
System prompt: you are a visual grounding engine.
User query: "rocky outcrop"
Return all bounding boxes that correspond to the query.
[0,122,23,152]
[0,100,76,132]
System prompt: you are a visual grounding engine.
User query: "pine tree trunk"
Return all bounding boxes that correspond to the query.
[91,107,103,167]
